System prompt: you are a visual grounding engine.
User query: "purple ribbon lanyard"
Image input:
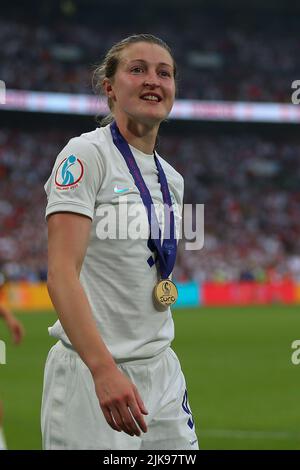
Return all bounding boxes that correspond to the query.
[110,121,176,280]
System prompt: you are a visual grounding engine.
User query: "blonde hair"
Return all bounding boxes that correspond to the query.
[92,34,177,126]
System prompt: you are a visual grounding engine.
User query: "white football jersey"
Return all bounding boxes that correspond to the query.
[44,124,184,361]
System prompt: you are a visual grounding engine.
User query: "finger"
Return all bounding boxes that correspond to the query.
[14,330,21,344]
[118,403,141,437]
[11,331,18,344]
[13,328,22,345]
[133,387,149,415]
[110,405,134,436]
[128,400,148,434]
[13,335,19,345]
[102,407,122,433]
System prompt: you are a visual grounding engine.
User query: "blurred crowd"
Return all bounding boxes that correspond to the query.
[0,128,70,282]
[0,7,299,102]
[163,132,300,283]
[1,127,300,282]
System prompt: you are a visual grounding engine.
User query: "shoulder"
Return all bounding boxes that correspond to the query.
[77,126,109,149]
[65,128,106,156]
[56,127,112,173]
[69,125,117,166]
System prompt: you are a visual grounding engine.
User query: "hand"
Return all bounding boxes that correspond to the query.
[6,316,25,345]
[93,365,148,437]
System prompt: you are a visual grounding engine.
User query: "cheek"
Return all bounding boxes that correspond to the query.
[117,89,136,109]
[114,76,136,100]
[166,86,176,105]
[166,82,176,100]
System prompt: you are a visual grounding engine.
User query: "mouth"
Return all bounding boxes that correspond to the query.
[140,92,162,103]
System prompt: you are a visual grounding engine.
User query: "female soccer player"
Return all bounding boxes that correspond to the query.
[42,34,198,450]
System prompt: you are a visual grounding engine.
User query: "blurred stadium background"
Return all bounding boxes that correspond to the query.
[1,0,300,450]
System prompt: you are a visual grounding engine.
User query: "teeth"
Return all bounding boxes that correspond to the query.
[142,95,159,101]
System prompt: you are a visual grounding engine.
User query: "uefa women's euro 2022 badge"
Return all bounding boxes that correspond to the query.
[55,155,84,190]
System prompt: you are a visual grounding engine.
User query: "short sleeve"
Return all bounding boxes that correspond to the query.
[44,137,103,220]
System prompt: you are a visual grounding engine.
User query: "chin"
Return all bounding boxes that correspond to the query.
[137,111,168,126]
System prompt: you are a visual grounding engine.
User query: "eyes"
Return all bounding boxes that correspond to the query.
[130,66,172,78]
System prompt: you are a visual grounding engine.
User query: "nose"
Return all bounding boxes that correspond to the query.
[143,69,160,88]
[143,79,160,89]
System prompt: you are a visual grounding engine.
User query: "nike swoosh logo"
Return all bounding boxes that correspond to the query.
[190,439,198,446]
[114,185,133,194]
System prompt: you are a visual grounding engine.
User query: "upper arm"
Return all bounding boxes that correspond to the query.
[47,212,92,279]
[45,137,104,279]
[44,137,104,221]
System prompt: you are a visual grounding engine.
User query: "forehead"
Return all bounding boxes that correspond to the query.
[119,42,173,67]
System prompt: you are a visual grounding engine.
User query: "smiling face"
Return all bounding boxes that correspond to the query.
[104,42,176,128]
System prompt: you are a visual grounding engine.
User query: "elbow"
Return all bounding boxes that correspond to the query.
[47,264,78,296]
[47,264,64,295]
[47,269,57,299]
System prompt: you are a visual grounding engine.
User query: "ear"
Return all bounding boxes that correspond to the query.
[103,78,115,100]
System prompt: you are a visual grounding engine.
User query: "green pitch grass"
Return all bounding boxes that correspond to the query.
[1,305,300,450]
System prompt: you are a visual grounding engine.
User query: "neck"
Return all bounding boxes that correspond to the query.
[114,115,159,155]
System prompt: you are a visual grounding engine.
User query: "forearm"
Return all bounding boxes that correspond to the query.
[0,304,14,323]
[47,270,116,376]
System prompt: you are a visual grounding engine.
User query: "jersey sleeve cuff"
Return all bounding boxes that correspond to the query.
[45,202,94,220]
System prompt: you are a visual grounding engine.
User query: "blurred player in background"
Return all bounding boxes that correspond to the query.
[41,34,198,450]
[0,271,25,450]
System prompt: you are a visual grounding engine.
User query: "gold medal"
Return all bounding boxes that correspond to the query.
[153,279,178,311]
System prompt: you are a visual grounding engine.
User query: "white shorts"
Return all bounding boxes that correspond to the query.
[41,341,199,450]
